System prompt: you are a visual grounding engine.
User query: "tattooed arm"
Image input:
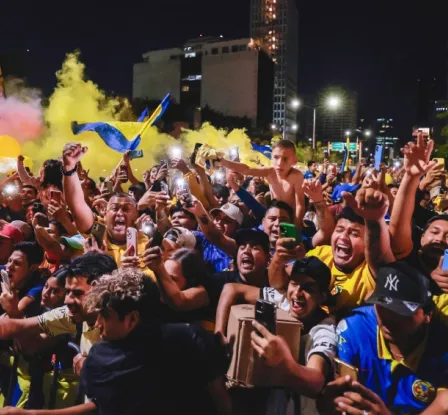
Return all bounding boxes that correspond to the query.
[185,198,238,257]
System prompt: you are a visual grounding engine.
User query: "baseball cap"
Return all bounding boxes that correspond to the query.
[0,224,25,244]
[163,227,196,249]
[210,203,243,225]
[367,262,434,316]
[234,229,270,254]
[291,256,331,294]
[60,234,86,250]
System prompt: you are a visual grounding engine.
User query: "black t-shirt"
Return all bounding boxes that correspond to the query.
[82,322,229,415]
[201,270,246,311]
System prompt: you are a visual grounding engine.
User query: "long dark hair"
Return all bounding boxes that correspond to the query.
[167,249,208,288]
[41,159,63,191]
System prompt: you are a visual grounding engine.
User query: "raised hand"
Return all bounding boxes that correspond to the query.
[342,188,389,222]
[63,143,88,170]
[302,178,324,203]
[401,133,436,177]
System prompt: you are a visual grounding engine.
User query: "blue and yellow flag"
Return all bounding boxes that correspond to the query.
[71,93,171,153]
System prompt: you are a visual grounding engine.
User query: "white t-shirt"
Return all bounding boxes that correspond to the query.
[261,287,337,415]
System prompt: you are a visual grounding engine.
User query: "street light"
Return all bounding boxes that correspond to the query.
[345,130,351,136]
[291,123,298,131]
[297,95,343,150]
[327,96,342,110]
[291,99,300,109]
[271,124,277,131]
[282,99,301,139]
[364,130,372,137]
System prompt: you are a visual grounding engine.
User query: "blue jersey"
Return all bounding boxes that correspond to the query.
[193,231,232,273]
[337,306,448,414]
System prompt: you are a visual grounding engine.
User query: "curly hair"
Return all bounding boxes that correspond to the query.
[84,268,160,321]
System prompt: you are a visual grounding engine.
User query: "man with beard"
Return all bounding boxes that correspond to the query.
[61,143,153,276]
[269,187,394,317]
[389,133,448,321]
[320,262,448,415]
[0,252,117,376]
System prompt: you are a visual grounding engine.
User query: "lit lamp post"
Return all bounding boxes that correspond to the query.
[282,99,301,140]
[296,95,342,150]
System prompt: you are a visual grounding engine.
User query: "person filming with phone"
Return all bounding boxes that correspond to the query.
[319,262,448,415]
[61,143,154,277]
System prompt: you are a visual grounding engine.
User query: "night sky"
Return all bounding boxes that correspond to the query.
[1,0,447,139]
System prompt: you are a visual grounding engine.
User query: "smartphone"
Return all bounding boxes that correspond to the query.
[176,179,193,208]
[255,299,277,335]
[128,150,144,160]
[105,181,113,193]
[442,250,448,271]
[374,145,384,171]
[92,222,107,245]
[334,358,359,381]
[0,270,11,294]
[126,227,138,255]
[279,222,302,247]
[160,181,169,194]
[36,214,50,228]
[141,221,156,238]
[149,230,164,248]
[50,190,62,203]
[32,202,45,215]
[191,143,203,165]
[433,158,445,169]
[119,165,128,183]
[229,147,240,162]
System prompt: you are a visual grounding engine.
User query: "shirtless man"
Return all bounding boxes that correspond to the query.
[220,140,305,226]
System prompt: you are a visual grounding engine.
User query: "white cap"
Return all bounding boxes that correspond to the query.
[163,227,196,249]
[210,203,243,225]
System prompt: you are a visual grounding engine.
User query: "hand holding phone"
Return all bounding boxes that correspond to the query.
[1,270,11,294]
[255,299,277,335]
[92,222,107,245]
[128,150,144,160]
[442,250,448,271]
[50,190,62,204]
[126,227,138,256]
[279,223,302,248]
[334,358,359,381]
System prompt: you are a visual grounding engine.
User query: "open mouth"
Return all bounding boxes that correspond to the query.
[240,256,254,267]
[114,218,126,230]
[291,298,306,313]
[336,243,352,258]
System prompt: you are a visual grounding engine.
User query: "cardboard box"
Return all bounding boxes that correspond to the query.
[226,304,302,387]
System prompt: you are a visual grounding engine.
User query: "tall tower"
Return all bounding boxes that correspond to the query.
[250,0,299,139]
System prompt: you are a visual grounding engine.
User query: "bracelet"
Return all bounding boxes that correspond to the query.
[61,163,79,176]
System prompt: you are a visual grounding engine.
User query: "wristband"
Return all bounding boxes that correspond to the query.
[61,163,79,177]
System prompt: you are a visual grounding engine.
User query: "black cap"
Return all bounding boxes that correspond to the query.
[234,229,270,254]
[367,262,434,316]
[291,256,331,294]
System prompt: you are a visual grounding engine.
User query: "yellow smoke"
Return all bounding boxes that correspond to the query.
[22,52,268,181]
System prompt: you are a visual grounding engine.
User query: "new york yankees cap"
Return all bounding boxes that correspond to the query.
[367,262,434,316]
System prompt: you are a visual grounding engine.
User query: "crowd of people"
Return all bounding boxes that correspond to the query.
[0,133,445,415]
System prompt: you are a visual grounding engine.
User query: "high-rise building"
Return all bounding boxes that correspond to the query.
[133,37,274,129]
[250,0,299,139]
[374,117,398,150]
[318,90,358,142]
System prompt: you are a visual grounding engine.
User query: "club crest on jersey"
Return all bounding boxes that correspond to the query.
[412,380,435,403]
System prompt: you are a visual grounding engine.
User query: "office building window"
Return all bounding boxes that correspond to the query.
[239,44,247,51]
[182,85,189,92]
[222,47,229,53]
[231,45,238,52]
[211,48,219,55]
